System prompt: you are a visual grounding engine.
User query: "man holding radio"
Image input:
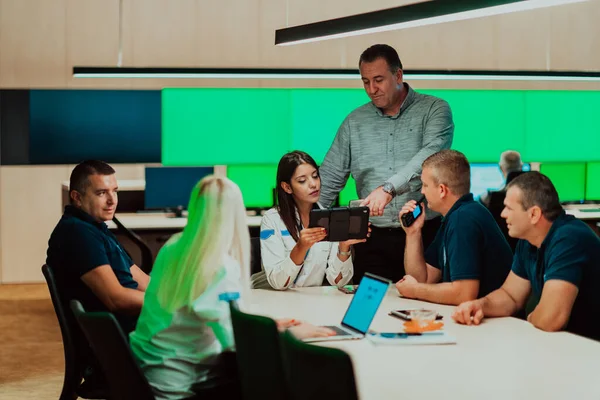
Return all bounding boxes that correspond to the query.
[395,150,513,305]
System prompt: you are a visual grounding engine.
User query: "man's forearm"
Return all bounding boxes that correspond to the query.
[481,289,520,318]
[112,288,145,315]
[413,282,472,306]
[404,232,427,282]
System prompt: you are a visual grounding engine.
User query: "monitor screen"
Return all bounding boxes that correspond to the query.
[144,167,214,210]
[30,90,161,164]
[227,165,278,209]
[341,274,389,334]
[539,163,586,203]
[586,162,600,201]
[470,163,531,200]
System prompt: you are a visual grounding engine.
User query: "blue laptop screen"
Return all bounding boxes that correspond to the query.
[341,274,389,334]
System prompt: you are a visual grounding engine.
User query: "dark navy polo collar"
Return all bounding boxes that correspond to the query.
[64,205,109,232]
[538,211,572,250]
[443,193,475,221]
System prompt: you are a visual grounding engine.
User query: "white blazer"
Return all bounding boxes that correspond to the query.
[259,207,353,290]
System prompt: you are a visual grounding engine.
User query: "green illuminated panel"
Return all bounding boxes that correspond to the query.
[539,163,586,203]
[290,89,369,163]
[162,88,600,167]
[422,90,527,163]
[162,89,291,165]
[227,165,278,208]
[585,162,600,201]
[524,91,600,162]
[338,175,358,206]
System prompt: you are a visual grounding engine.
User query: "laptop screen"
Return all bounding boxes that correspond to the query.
[341,274,390,334]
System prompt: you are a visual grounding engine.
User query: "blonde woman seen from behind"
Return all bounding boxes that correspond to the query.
[130,176,333,400]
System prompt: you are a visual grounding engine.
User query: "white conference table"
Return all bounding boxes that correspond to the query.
[245,286,600,400]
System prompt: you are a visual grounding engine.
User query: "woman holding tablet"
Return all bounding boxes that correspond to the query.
[259,151,366,290]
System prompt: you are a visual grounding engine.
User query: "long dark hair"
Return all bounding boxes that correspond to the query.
[276,150,319,242]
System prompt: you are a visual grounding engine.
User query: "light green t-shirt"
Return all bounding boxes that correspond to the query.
[129,234,242,400]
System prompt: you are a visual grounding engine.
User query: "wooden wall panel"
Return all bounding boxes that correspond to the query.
[0,0,67,87]
[0,0,598,89]
[66,0,131,89]
[0,166,71,283]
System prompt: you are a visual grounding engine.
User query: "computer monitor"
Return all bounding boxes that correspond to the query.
[144,166,214,211]
[539,162,586,204]
[470,163,531,200]
[585,162,600,202]
[227,165,278,210]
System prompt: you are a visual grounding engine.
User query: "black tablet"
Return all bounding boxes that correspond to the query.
[309,206,369,242]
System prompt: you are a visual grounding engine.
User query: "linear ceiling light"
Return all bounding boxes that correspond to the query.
[274,0,588,46]
[72,67,600,82]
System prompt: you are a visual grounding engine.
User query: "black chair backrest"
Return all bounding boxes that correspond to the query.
[70,300,156,400]
[229,301,288,400]
[112,216,154,273]
[42,264,82,400]
[280,330,359,400]
[250,236,262,276]
[487,190,518,252]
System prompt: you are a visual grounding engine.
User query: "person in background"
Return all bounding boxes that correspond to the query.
[396,150,513,305]
[479,150,524,208]
[260,150,367,290]
[480,150,525,252]
[319,44,454,283]
[453,172,600,341]
[130,176,334,400]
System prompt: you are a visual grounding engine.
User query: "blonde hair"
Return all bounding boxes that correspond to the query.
[157,175,250,312]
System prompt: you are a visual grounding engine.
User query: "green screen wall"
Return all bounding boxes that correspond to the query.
[163,88,600,207]
[586,162,600,201]
[539,162,586,203]
[162,88,600,166]
[226,164,278,208]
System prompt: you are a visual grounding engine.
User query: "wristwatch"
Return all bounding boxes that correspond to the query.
[382,182,396,198]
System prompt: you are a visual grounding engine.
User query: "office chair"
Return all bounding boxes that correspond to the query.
[280,330,359,400]
[112,215,154,273]
[42,264,102,400]
[229,301,289,400]
[70,300,156,400]
[486,170,526,252]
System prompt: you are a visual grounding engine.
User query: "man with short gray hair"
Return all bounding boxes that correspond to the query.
[396,150,513,305]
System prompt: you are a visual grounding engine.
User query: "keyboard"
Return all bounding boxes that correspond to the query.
[325,326,352,336]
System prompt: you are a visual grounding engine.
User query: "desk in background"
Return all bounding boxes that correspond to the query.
[564,204,600,235]
[247,286,600,400]
[106,213,263,268]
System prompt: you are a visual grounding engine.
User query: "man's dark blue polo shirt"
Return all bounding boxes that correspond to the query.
[512,212,600,341]
[425,193,513,297]
[46,205,138,330]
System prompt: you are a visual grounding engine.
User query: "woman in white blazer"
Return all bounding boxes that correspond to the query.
[260,151,367,290]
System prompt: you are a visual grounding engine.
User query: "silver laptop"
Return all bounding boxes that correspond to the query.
[304,273,390,343]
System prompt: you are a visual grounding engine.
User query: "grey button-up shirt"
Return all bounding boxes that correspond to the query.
[319,84,454,228]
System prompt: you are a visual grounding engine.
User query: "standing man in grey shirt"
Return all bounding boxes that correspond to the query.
[319,44,454,282]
